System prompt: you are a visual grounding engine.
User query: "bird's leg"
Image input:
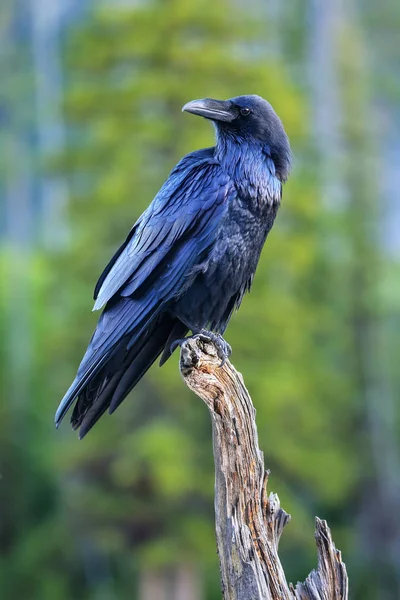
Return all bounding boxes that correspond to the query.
[170,329,232,367]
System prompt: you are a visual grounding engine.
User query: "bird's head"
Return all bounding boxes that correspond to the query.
[182,94,291,181]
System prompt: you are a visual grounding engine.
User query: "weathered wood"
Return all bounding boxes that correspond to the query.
[179,337,348,600]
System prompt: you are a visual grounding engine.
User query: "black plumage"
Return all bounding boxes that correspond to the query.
[55,94,292,438]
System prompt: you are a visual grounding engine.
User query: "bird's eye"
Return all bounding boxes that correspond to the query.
[240,107,251,116]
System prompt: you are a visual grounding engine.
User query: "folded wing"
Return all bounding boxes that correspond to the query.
[55,157,234,431]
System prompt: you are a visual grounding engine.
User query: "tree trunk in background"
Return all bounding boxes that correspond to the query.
[2,0,33,420]
[309,0,400,596]
[30,0,69,249]
[4,138,33,414]
[338,8,400,597]
[308,0,344,206]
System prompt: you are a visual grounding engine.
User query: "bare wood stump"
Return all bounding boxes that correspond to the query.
[179,338,348,600]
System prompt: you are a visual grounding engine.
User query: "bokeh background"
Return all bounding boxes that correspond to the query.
[1,0,400,598]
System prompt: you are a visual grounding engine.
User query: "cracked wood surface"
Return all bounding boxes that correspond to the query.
[179,338,348,600]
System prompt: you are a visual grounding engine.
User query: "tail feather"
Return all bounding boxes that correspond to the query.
[55,351,111,427]
[56,313,188,438]
[109,324,174,415]
[72,332,151,431]
[159,320,189,366]
[76,371,123,439]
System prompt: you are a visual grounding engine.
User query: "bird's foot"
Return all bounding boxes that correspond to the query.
[194,330,232,367]
[171,329,231,367]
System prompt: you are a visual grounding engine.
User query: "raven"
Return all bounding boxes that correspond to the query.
[55,95,291,438]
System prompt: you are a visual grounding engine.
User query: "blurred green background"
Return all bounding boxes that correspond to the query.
[1,0,400,598]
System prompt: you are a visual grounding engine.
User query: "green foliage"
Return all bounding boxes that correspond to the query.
[1,0,399,598]
[50,0,353,591]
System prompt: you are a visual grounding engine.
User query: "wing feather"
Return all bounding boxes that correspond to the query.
[56,155,234,426]
[93,159,230,310]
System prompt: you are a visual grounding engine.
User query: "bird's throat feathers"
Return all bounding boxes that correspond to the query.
[215,136,283,206]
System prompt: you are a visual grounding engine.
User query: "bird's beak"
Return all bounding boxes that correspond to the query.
[182,98,235,122]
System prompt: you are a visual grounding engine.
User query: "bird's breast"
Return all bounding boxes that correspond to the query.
[173,196,278,331]
[208,194,279,287]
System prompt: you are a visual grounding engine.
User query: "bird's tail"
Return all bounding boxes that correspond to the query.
[55,314,187,439]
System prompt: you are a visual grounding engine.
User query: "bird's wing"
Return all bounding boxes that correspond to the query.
[55,158,233,427]
[93,152,223,311]
[88,160,232,363]
[91,159,233,357]
[92,148,216,302]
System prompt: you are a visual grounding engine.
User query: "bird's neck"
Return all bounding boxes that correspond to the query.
[215,138,281,205]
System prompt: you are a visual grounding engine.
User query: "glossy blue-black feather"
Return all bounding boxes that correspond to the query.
[55,151,234,427]
[93,149,229,311]
[56,94,291,436]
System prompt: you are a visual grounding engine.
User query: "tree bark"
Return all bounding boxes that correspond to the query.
[179,337,348,600]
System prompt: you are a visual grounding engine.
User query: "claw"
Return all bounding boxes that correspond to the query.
[169,330,231,367]
[193,329,231,367]
[169,338,184,354]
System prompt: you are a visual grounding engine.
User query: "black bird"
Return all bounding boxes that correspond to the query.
[55,95,292,438]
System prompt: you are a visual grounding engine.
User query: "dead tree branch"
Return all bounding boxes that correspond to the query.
[179,337,348,600]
